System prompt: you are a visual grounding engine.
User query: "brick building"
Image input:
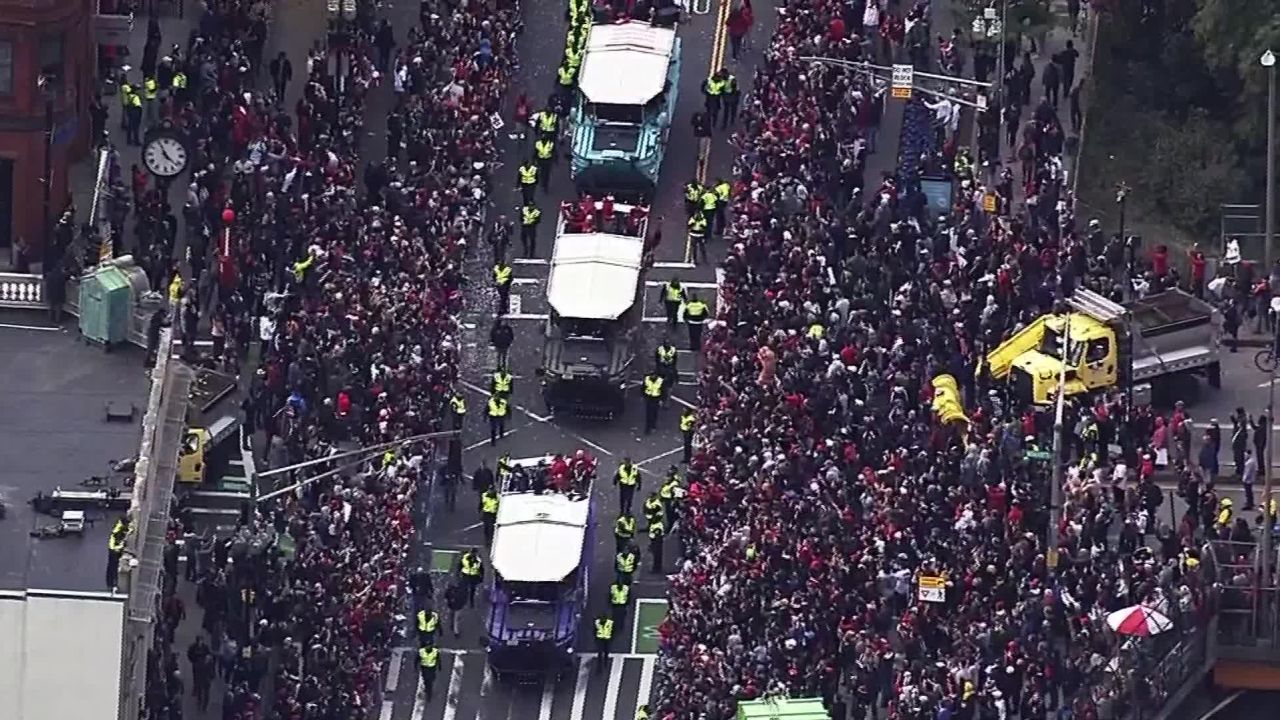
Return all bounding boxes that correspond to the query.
[0,0,95,265]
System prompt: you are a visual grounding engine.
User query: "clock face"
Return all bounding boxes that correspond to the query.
[143,136,188,177]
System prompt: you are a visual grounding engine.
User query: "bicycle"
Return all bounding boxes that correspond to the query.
[1256,347,1277,374]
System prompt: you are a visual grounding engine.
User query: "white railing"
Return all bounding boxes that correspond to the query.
[0,272,44,308]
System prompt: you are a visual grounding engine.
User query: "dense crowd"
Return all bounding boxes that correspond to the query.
[125,0,519,717]
[653,2,1219,720]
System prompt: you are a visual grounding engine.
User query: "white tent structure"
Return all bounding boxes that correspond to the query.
[547,232,645,321]
[578,21,677,106]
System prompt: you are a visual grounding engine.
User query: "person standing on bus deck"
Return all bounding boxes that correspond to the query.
[615,543,638,586]
[643,370,665,434]
[614,513,636,553]
[493,259,513,315]
[615,458,640,513]
[458,548,484,607]
[594,614,614,667]
[680,408,696,464]
[487,395,510,445]
[608,579,630,625]
[648,516,666,574]
[661,279,687,329]
[479,486,500,545]
[418,645,440,700]
[681,294,709,351]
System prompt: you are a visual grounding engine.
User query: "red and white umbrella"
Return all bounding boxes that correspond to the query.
[1105,605,1173,637]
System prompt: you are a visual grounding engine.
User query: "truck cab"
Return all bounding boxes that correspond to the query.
[570,20,681,198]
[540,201,649,418]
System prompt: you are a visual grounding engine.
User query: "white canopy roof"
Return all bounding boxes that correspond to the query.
[578,22,676,106]
[491,493,591,583]
[548,233,645,320]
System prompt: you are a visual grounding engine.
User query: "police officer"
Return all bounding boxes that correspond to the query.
[143,74,159,127]
[615,458,640,513]
[518,159,538,203]
[614,513,636,553]
[615,542,638,585]
[458,548,484,607]
[687,213,709,265]
[643,370,664,434]
[643,491,664,532]
[119,79,134,130]
[721,71,741,128]
[124,85,143,146]
[491,367,514,398]
[533,107,558,140]
[493,259,513,314]
[487,395,510,445]
[594,613,614,666]
[556,61,577,104]
[608,579,630,624]
[172,66,189,103]
[702,70,726,120]
[648,516,665,573]
[681,294,709,350]
[479,485,500,545]
[637,705,650,720]
[106,516,129,588]
[661,278,687,329]
[712,177,732,234]
[416,607,440,645]
[699,185,719,225]
[520,201,542,257]
[683,179,703,218]
[680,407,696,464]
[534,136,555,188]
[449,392,467,430]
[660,471,681,529]
[418,645,440,700]
[655,338,678,396]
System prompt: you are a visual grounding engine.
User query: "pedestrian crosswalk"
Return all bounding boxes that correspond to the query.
[382,650,656,720]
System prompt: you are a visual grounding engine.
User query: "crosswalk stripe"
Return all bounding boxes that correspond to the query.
[602,659,624,720]
[412,672,429,720]
[477,664,497,720]
[443,655,465,720]
[569,658,591,720]
[538,681,554,720]
[635,657,655,716]
[381,700,395,720]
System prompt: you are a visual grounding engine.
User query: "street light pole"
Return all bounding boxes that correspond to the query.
[1047,326,1070,573]
[39,75,54,271]
[1263,49,1276,587]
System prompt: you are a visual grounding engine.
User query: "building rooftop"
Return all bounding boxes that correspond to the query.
[0,322,148,593]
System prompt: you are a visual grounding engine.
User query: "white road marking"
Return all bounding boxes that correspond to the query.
[0,322,59,332]
[636,657,656,716]
[504,313,675,324]
[645,280,718,289]
[538,680,555,720]
[569,659,592,720]
[476,663,495,720]
[442,654,465,720]
[464,428,521,452]
[602,656,624,720]
[636,446,684,467]
[411,670,428,720]
[566,431,615,457]
[385,648,405,692]
[460,380,552,422]
[381,700,395,720]
[669,395,697,411]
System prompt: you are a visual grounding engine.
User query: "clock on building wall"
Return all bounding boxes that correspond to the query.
[142,133,189,178]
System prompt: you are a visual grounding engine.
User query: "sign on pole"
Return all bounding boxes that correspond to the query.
[891,64,914,100]
[982,193,997,213]
[918,576,946,603]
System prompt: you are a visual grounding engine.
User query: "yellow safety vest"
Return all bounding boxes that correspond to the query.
[488,397,508,417]
[519,165,537,185]
[451,396,467,415]
[706,78,727,95]
[1217,508,1231,526]
[417,610,439,633]
[616,551,637,574]
[168,276,184,303]
[649,521,665,539]
[461,553,482,577]
[714,182,732,202]
[120,84,134,105]
[638,709,650,720]
[535,139,553,160]
[645,496,664,517]
[664,283,684,303]
[615,516,636,538]
[493,372,513,394]
[172,72,188,89]
[108,530,126,552]
[558,64,576,86]
[617,464,638,487]
[808,323,825,339]
[680,411,695,432]
[293,254,314,282]
[522,206,541,225]
[419,647,440,668]
[610,583,630,606]
[660,479,678,500]
[657,345,677,364]
[685,183,702,202]
[128,92,143,108]
[538,112,557,133]
[595,617,614,640]
[494,264,513,285]
[644,376,663,398]
[144,77,158,100]
[684,301,708,322]
[688,215,708,233]
[481,491,499,515]
[700,191,718,212]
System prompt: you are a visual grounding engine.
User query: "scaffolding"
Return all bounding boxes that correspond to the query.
[116,328,194,720]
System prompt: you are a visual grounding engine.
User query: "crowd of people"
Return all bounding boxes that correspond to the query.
[653,2,1225,720]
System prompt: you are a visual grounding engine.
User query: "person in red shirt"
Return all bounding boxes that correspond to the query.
[1150,244,1169,278]
[1188,243,1207,297]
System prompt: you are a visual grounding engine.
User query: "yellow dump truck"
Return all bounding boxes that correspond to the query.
[987,288,1222,406]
